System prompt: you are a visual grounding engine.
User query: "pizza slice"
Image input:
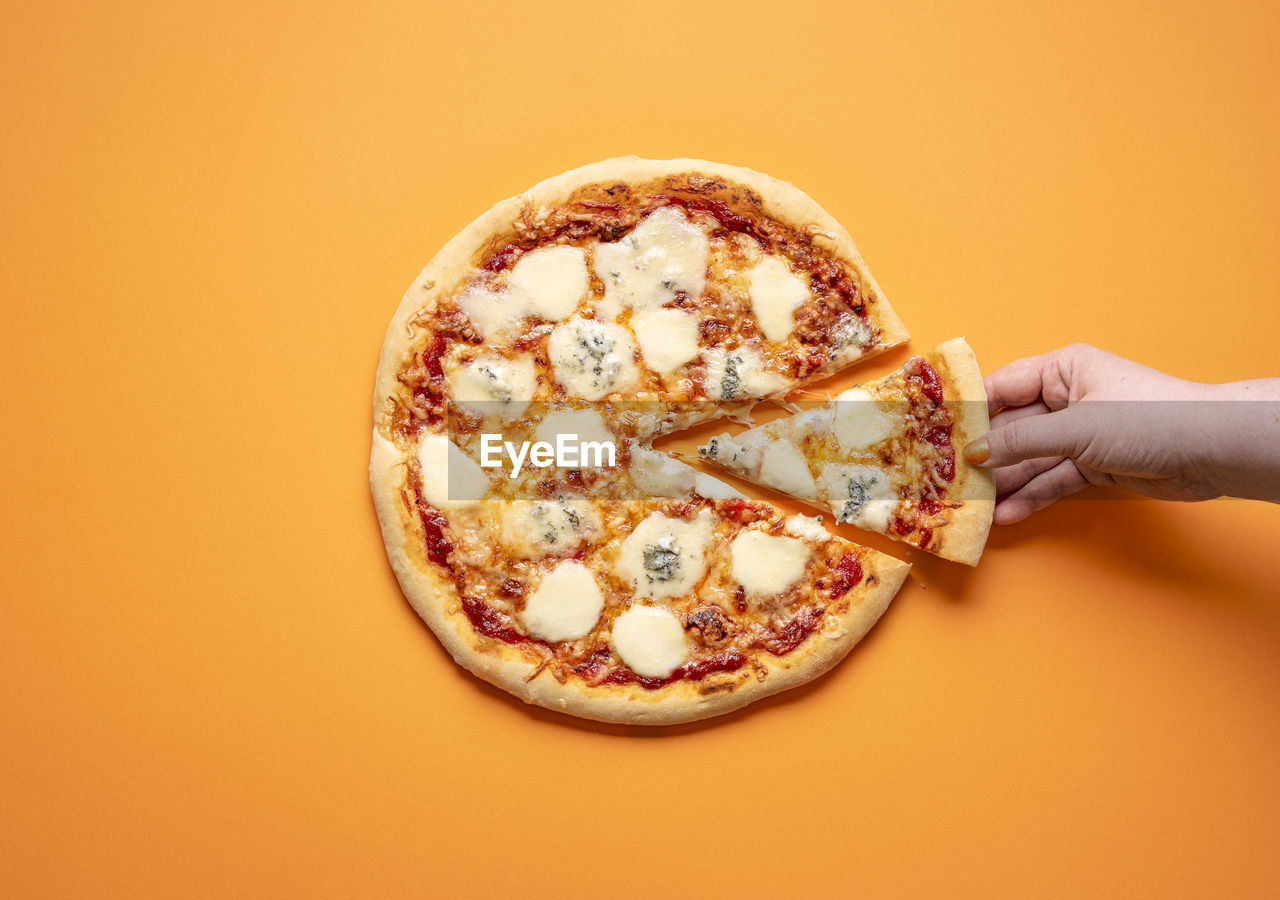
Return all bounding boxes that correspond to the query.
[697,338,995,565]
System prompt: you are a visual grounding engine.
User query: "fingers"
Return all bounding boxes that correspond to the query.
[993,457,1091,524]
[982,343,1099,414]
[965,405,1090,468]
[983,351,1062,414]
[992,454,1064,497]
[988,400,1051,431]
[983,403,1061,494]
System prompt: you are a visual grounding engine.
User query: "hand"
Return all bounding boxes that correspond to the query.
[962,344,1280,524]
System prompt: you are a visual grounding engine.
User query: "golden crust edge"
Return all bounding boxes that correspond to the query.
[924,337,996,566]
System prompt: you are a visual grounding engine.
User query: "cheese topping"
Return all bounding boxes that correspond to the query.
[521,560,604,642]
[834,387,901,450]
[629,448,697,498]
[818,463,898,532]
[758,439,818,500]
[533,408,614,448]
[699,433,763,474]
[631,307,700,375]
[694,472,746,501]
[445,352,536,421]
[508,245,589,322]
[456,287,524,343]
[748,255,809,342]
[784,514,830,542]
[701,346,787,401]
[547,316,641,400]
[730,531,811,595]
[610,605,688,678]
[593,206,709,314]
[498,496,599,559]
[417,433,490,506]
[616,509,714,600]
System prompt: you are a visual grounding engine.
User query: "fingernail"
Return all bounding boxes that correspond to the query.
[963,438,990,465]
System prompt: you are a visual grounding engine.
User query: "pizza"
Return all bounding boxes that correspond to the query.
[371,157,938,725]
[698,338,996,565]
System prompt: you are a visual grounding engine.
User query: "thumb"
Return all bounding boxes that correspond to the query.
[963,406,1091,467]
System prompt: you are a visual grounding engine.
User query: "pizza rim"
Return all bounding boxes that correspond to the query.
[371,156,919,725]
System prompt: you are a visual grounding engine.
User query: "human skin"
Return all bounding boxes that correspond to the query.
[962,344,1280,525]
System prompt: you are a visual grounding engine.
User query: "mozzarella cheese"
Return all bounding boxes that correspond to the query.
[593,206,709,314]
[758,439,818,500]
[520,560,604,642]
[631,307,700,375]
[498,496,599,559]
[629,447,697,497]
[748,255,809,342]
[533,408,614,448]
[610,605,688,678]
[456,287,525,343]
[547,316,641,400]
[701,346,787,401]
[616,509,714,600]
[508,245,589,322]
[445,352,536,421]
[818,463,898,532]
[417,433,491,506]
[784,514,830,542]
[833,387,902,450]
[694,472,747,501]
[730,531,812,595]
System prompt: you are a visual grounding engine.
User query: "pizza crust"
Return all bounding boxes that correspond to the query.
[925,337,996,566]
[371,157,917,724]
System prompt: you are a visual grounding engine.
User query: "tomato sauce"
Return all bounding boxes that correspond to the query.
[831,553,863,598]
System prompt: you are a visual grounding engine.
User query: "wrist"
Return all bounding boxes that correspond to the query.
[1183,380,1280,501]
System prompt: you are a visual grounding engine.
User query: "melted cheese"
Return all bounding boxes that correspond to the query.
[730,531,811,595]
[748,255,809,342]
[521,560,604,642]
[547,316,641,400]
[417,433,491,506]
[833,316,872,354]
[498,496,598,559]
[694,472,746,501]
[456,287,525,343]
[508,245,589,322]
[833,387,902,450]
[818,463,897,532]
[701,346,787,401]
[445,352,536,421]
[631,307,700,375]
[610,605,688,678]
[532,408,614,448]
[593,206,709,313]
[629,448,697,497]
[758,439,817,500]
[616,509,714,600]
[699,433,763,476]
[784,514,830,542]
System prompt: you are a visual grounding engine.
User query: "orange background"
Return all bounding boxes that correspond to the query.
[3,1,1279,896]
